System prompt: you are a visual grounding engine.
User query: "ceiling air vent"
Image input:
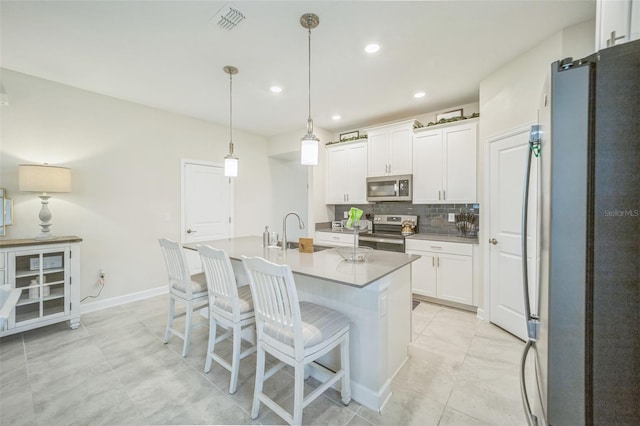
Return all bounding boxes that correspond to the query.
[213,4,245,30]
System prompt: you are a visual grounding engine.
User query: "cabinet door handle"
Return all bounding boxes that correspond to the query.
[437,257,440,267]
[432,257,434,267]
[607,30,625,47]
[442,190,446,200]
[438,190,441,200]
[186,229,197,234]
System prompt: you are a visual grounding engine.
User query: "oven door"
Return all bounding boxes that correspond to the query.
[358,235,405,252]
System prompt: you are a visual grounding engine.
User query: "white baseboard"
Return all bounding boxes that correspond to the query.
[476,307,488,321]
[80,285,168,315]
[309,364,390,413]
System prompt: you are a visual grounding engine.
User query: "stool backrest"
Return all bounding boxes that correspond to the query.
[242,256,303,356]
[198,245,241,321]
[158,237,194,298]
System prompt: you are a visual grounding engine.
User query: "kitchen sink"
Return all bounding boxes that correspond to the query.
[284,242,333,252]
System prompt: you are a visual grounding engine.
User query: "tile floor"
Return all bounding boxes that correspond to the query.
[0,296,527,425]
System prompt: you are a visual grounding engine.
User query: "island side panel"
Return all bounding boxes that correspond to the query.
[294,264,412,412]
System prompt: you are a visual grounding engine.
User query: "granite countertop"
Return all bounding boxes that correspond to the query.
[406,233,479,244]
[183,236,419,288]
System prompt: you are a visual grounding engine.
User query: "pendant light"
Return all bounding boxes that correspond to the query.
[300,13,320,166]
[223,65,239,177]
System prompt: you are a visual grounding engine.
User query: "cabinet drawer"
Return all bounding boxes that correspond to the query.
[405,239,472,256]
[315,231,356,247]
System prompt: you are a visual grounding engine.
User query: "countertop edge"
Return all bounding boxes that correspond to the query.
[0,236,83,248]
[405,234,478,244]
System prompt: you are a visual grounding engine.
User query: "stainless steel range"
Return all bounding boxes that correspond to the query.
[358,214,418,252]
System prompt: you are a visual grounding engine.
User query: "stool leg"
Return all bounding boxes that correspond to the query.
[163,296,175,344]
[293,360,305,425]
[204,316,218,373]
[251,345,265,419]
[341,332,351,405]
[182,300,193,357]
[229,323,241,393]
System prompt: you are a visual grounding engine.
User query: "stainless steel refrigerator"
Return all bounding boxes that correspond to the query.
[520,39,640,426]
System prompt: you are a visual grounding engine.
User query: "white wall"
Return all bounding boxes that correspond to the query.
[477,20,595,313]
[0,69,271,305]
[267,125,334,236]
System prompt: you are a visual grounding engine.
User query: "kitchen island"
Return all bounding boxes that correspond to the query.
[183,236,419,412]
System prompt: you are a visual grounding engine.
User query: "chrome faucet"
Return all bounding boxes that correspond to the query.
[282,211,305,250]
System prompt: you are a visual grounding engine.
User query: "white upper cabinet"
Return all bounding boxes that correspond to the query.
[326,141,368,204]
[412,120,478,204]
[596,0,640,50]
[365,120,418,177]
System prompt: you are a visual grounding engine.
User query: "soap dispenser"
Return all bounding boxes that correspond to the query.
[263,226,270,247]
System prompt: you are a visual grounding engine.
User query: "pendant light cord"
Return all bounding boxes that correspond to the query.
[229,71,234,155]
[307,25,313,131]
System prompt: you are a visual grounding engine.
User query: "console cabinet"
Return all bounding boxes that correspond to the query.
[0,236,81,336]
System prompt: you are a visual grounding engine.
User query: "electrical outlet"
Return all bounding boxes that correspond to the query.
[448,213,455,222]
[343,211,349,219]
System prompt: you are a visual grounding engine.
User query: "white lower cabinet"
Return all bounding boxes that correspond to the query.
[1,237,81,336]
[405,239,473,306]
[315,231,357,247]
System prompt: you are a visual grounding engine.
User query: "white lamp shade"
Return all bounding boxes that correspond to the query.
[224,156,238,177]
[18,165,71,193]
[300,138,319,166]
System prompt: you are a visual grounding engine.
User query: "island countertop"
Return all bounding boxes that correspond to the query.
[183,236,419,288]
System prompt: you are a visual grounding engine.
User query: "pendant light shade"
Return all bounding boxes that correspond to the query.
[223,66,239,177]
[300,13,320,166]
[224,154,238,177]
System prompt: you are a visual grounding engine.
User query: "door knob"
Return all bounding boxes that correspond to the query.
[187,229,197,234]
[489,238,498,245]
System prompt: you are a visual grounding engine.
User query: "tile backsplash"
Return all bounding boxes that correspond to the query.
[334,202,480,238]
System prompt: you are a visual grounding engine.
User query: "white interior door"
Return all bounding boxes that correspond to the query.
[182,160,232,273]
[488,127,538,340]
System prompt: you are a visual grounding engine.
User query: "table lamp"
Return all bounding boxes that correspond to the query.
[18,164,71,239]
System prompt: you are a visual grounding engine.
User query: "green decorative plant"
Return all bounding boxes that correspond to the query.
[325,134,368,145]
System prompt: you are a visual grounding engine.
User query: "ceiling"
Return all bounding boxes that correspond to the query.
[0,1,595,137]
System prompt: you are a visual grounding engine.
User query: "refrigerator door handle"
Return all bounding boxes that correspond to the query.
[519,124,543,426]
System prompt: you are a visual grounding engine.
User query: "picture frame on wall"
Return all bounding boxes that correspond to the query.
[339,131,359,141]
[436,108,463,121]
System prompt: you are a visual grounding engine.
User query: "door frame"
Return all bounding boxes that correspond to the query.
[482,123,539,325]
[180,158,235,244]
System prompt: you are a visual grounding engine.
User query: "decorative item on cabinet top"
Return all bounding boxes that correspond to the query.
[422,112,479,128]
[326,133,368,145]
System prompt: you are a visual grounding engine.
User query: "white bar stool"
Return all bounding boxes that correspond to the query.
[158,238,208,357]
[198,245,256,394]
[242,255,351,426]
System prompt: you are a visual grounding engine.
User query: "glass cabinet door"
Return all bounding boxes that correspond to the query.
[11,248,69,326]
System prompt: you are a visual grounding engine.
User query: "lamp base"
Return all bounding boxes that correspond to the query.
[35,194,55,240]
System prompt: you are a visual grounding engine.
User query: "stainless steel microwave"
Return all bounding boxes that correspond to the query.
[366,174,412,202]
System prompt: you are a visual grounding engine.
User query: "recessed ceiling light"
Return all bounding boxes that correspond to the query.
[332,115,342,120]
[414,92,426,98]
[365,43,380,54]
[270,86,282,93]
